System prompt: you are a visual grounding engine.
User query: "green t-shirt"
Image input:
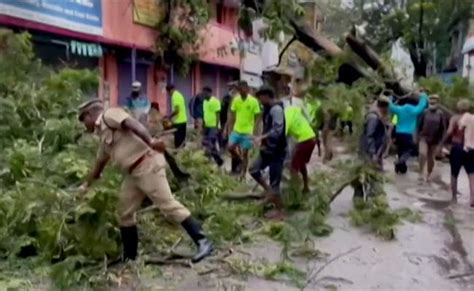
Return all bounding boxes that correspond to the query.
[306,99,321,123]
[341,105,353,121]
[171,90,188,124]
[392,114,398,125]
[231,94,261,135]
[285,106,316,142]
[203,96,221,128]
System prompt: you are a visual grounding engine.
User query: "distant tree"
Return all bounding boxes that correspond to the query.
[349,0,472,77]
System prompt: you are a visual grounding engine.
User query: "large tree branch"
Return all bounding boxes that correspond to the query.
[289,20,342,57]
[345,33,409,95]
[288,20,373,85]
[277,36,296,67]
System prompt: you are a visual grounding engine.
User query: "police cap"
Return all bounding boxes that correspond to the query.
[78,99,103,121]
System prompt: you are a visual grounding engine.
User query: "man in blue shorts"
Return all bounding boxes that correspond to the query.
[225,81,261,178]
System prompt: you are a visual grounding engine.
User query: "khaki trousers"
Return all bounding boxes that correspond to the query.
[118,152,191,227]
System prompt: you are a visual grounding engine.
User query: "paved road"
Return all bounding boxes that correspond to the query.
[144,144,474,290]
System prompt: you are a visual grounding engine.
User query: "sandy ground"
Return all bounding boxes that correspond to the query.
[137,143,474,291]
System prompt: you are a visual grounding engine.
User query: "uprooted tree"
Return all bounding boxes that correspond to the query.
[0,27,424,289]
[156,0,471,97]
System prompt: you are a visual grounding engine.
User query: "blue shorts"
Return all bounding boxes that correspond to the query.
[229,132,253,150]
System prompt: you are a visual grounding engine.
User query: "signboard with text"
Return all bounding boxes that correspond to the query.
[133,0,164,27]
[0,0,102,35]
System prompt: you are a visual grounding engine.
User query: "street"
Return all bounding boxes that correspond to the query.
[140,145,474,291]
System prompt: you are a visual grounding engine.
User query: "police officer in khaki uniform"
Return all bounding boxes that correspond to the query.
[77,99,213,263]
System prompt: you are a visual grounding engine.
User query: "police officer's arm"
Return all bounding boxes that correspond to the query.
[122,117,152,144]
[84,145,110,187]
[121,117,166,151]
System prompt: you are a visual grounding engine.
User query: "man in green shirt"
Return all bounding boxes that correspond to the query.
[166,84,188,148]
[305,96,323,157]
[285,104,317,193]
[225,81,261,178]
[202,86,224,166]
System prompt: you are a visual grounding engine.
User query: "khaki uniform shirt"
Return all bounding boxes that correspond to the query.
[95,108,151,172]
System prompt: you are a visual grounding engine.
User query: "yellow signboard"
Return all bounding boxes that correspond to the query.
[133,0,165,27]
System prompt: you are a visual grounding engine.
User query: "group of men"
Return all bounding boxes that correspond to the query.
[76,79,474,266]
[359,89,474,207]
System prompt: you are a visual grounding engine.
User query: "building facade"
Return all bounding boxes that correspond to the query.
[0,0,241,114]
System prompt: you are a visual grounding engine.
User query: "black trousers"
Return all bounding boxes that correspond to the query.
[395,133,415,173]
[202,127,224,166]
[249,151,286,195]
[173,123,187,148]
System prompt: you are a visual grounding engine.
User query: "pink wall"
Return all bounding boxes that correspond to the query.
[101,54,119,106]
[147,65,168,111]
[101,55,168,111]
[102,0,157,50]
[198,22,240,68]
[147,65,157,103]
[154,69,168,113]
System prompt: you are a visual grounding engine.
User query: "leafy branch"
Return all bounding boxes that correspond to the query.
[155,0,211,75]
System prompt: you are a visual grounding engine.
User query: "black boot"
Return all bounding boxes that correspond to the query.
[181,216,213,263]
[120,226,138,261]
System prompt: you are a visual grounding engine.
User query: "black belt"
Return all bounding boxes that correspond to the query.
[128,152,150,174]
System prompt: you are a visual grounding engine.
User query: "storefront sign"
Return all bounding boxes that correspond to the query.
[70,40,102,57]
[133,0,165,27]
[0,0,102,35]
[198,23,240,69]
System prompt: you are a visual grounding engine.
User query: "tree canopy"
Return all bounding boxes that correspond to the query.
[345,0,472,77]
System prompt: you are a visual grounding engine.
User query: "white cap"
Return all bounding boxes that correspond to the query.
[132,81,142,91]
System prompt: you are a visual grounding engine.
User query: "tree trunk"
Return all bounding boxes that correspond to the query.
[345,34,409,95]
[408,46,428,78]
[289,20,371,85]
[289,20,412,95]
[289,20,343,57]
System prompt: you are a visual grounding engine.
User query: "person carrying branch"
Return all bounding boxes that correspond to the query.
[285,97,317,194]
[417,95,446,182]
[225,81,261,179]
[77,99,213,263]
[250,87,287,220]
[445,99,474,206]
[353,96,390,198]
[389,89,428,174]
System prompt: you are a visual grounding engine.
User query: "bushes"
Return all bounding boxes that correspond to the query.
[418,76,472,110]
[0,30,251,287]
